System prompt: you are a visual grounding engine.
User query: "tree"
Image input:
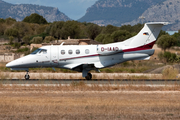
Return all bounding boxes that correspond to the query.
[44,36,55,43]
[102,25,118,34]
[36,25,48,34]
[22,36,31,45]
[5,17,16,25]
[45,21,65,39]
[0,24,5,35]
[120,23,143,33]
[157,34,177,51]
[5,28,19,38]
[9,36,14,44]
[95,34,113,44]
[173,32,180,46]
[23,13,48,24]
[103,34,114,44]
[95,34,105,43]
[0,18,5,23]
[111,30,132,42]
[13,22,33,40]
[62,21,81,39]
[157,30,168,39]
[86,24,101,40]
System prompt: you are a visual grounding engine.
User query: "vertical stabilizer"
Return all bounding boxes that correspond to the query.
[130,22,168,48]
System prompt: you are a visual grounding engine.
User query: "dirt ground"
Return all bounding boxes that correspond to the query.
[0,86,180,120]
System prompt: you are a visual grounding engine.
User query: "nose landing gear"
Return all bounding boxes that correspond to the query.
[25,70,30,80]
[85,73,92,80]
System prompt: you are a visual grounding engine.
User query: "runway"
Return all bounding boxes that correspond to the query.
[1,79,180,85]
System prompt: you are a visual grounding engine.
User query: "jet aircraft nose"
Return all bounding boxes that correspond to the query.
[6,55,38,69]
[6,61,17,68]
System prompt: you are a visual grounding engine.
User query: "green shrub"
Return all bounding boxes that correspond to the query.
[16,47,29,53]
[158,51,179,63]
[5,28,19,37]
[9,36,14,44]
[104,68,113,73]
[22,36,30,45]
[12,42,21,49]
[162,66,178,79]
[130,69,135,73]
[157,35,177,51]
[44,36,55,43]
[31,37,43,44]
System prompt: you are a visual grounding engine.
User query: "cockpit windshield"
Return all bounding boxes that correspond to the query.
[31,49,47,54]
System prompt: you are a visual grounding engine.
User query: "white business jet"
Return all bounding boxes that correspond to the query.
[6,22,168,80]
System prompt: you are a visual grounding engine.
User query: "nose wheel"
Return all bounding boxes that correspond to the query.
[85,73,92,80]
[25,71,30,80]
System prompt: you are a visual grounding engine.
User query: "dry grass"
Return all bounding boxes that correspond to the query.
[1,83,180,92]
[0,72,165,80]
[162,66,179,79]
[0,85,180,120]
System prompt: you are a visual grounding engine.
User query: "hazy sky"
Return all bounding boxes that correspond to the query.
[3,0,98,20]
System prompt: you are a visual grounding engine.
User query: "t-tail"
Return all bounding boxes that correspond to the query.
[97,22,168,56]
[129,22,169,49]
[119,22,169,61]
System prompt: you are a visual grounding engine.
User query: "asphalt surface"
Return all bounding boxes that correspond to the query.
[1,79,180,85]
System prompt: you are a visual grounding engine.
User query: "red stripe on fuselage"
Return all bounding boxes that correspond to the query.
[59,41,156,61]
[123,41,156,52]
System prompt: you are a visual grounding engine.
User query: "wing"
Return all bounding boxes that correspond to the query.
[62,63,96,72]
[61,62,104,77]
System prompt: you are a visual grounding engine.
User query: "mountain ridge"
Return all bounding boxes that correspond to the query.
[0,0,71,22]
[79,0,166,25]
[79,0,179,30]
[123,0,180,30]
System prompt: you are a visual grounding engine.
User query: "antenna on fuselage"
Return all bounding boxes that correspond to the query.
[60,42,65,46]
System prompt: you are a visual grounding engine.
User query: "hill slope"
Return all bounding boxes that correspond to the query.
[124,0,180,30]
[78,0,165,26]
[79,0,180,30]
[0,0,71,22]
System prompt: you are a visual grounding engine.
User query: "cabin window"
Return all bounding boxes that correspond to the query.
[39,49,47,54]
[76,49,80,54]
[85,49,89,54]
[31,49,41,54]
[61,50,65,55]
[31,49,47,54]
[68,50,73,54]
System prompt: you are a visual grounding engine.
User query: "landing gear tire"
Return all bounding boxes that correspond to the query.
[25,71,30,80]
[25,74,30,80]
[85,73,92,80]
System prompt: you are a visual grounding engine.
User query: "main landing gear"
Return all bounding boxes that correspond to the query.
[85,73,92,80]
[25,70,30,80]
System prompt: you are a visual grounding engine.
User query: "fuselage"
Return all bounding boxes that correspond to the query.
[6,43,154,70]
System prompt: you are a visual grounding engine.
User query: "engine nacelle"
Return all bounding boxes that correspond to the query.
[97,45,122,56]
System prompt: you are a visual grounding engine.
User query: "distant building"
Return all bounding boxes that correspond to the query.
[0,53,23,62]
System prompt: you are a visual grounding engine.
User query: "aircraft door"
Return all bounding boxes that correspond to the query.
[50,46,59,66]
[35,48,50,67]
